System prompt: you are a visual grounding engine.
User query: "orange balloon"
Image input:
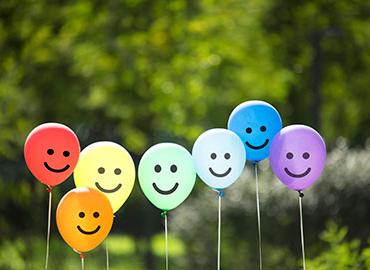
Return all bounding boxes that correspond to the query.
[56,187,113,252]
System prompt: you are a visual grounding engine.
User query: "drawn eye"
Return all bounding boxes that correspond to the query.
[224,153,231,160]
[155,165,161,173]
[63,151,70,157]
[114,168,121,175]
[303,152,310,159]
[260,126,266,132]
[170,165,177,173]
[79,212,85,218]
[286,152,294,159]
[47,149,54,155]
[98,167,105,174]
[211,153,217,159]
[93,212,100,218]
[246,127,252,134]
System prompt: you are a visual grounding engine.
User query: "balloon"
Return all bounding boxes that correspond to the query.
[228,100,282,162]
[138,143,196,211]
[269,125,326,191]
[24,123,80,186]
[192,129,246,189]
[74,142,136,213]
[56,187,113,253]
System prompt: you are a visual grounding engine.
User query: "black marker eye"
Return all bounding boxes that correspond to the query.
[303,152,310,159]
[211,153,217,159]
[114,168,121,175]
[246,127,252,134]
[63,151,70,157]
[98,167,105,174]
[155,165,161,173]
[93,212,100,218]
[47,149,54,155]
[224,153,231,160]
[170,165,177,173]
[286,152,294,159]
[79,212,85,218]
[260,126,267,132]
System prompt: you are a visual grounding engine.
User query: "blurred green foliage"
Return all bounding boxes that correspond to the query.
[0,0,370,269]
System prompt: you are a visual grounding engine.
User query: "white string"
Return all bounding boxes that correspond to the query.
[45,189,52,270]
[299,194,306,270]
[106,240,110,270]
[254,163,263,270]
[217,194,222,270]
[81,255,85,270]
[164,212,169,270]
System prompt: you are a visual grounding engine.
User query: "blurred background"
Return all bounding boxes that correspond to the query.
[0,0,370,269]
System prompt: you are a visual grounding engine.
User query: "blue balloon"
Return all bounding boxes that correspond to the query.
[192,129,246,189]
[227,100,282,162]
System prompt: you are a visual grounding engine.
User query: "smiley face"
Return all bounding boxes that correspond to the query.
[138,143,196,211]
[24,123,80,186]
[74,142,136,213]
[192,129,246,189]
[269,125,326,191]
[56,187,113,252]
[228,100,282,162]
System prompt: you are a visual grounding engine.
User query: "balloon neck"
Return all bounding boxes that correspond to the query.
[161,211,168,218]
[213,189,224,198]
[298,190,304,198]
[46,186,53,193]
[79,252,85,259]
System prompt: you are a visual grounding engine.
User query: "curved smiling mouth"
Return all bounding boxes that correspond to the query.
[209,167,232,177]
[284,167,311,178]
[44,162,70,173]
[245,139,269,150]
[95,182,122,193]
[77,225,101,235]
[152,182,179,195]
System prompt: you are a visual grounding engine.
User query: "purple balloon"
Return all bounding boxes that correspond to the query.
[269,125,326,191]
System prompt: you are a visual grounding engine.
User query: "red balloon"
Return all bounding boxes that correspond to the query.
[24,123,80,187]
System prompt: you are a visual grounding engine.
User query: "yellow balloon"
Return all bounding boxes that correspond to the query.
[74,142,136,213]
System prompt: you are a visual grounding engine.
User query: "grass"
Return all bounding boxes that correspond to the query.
[0,233,186,270]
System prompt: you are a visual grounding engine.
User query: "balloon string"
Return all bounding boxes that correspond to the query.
[45,187,52,270]
[106,240,110,270]
[161,211,169,270]
[254,163,263,270]
[80,253,85,270]
[217,193,222,270]
[299,191,306,270]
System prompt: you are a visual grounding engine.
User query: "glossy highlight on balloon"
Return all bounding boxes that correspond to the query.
[24,123,80,186]
[269,125,326,191]
[74,141,136,213]
[192,129,246,189]
[56,187,113,253]
[228,100,282,162]
[138,143,196,211]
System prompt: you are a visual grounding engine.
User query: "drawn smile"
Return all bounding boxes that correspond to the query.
[209,167,232,177]
[44,162,70,173]
[284,167,311,178]
[245,139,269,150]
[95,182,122,193]
[77,225,101,235]
[152,182,179,195]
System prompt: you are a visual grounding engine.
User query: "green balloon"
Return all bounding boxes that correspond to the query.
[138,143,196,211]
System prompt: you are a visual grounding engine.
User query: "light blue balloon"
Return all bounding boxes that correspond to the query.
[192,129,246,189]
[227,100,282,162]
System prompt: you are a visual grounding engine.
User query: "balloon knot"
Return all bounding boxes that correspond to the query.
[161,211,168,218]
[213,189,224,198]
[80,253,85,259]
[46,187,53,193]
[298,191,304,198]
